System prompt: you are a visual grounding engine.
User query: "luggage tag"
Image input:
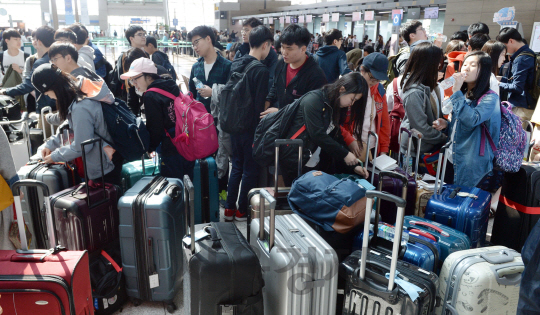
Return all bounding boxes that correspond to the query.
[385,271,424,301]
[456,192,478,199]
[182,229,210,246]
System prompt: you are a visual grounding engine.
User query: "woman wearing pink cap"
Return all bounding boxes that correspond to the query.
[120,57,194,179]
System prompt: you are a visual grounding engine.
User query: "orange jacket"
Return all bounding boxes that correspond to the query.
[444,51,467,98]
[341,84,391,154]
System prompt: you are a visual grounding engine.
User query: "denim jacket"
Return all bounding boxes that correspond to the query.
[448,90,501,187]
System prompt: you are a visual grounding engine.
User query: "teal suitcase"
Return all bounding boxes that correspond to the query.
[193,157,220,223]
[121,155,160,192]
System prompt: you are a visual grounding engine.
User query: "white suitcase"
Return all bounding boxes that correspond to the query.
[249,189,338,315]
[437,245,524,315]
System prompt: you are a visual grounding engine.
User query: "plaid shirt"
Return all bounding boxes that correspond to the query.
[189,53,232,112]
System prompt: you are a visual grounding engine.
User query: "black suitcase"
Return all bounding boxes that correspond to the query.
[183,176,264,315]
[491,162,540,252]
[340,190,439,315]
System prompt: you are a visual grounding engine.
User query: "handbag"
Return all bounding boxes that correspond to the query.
[0,176,13,211]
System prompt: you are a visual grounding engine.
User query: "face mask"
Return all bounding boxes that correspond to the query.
[135,88,143,96]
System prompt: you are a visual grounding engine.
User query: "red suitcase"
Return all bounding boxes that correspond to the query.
[0,180,94,314]
[50,138,120,253]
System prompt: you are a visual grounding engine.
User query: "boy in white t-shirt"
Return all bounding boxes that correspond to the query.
[0,28,29,78]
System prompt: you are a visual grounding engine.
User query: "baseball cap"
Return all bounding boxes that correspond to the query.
[120,57,157,80]
[31,63,62,102]
[362,52,389,81]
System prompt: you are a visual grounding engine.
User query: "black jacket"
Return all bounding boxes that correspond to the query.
[235,42,278,90]
[143,78,180,156]
[281,89,353,172]
[266,55,327,109]
[230,55,270,133]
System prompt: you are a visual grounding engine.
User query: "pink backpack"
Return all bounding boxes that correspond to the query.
[146,88,218,161]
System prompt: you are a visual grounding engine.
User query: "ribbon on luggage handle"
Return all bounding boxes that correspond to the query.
[499,195,540,214]
[385,271,424,302]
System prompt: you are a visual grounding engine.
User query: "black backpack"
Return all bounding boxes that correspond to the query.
[95,57,114,86]
[89,250,127,315]
[108,54,125,99]
[219,60,264,134]
[154,51,177,81]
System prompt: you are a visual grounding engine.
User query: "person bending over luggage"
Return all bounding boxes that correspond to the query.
[120,57,195,180]
[279,72,370,186]
[438,51,501,187]
[34,63,120,185]
[400,42,447,166]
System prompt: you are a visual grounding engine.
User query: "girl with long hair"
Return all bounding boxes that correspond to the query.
[439,51,501,187]
[280,72,369,185]
[481,40,507,95]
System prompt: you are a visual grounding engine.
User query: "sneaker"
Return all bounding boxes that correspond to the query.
[224,208,236,221]
[234,210,247,222]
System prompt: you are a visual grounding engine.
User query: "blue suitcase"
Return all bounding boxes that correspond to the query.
[423,143,491,248]
[403,215,471,264]
[193,157,219,224]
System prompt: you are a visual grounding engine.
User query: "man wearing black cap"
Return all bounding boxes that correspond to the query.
[357,52,391,157]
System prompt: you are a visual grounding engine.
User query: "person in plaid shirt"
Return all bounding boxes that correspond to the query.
[188,26,232,114]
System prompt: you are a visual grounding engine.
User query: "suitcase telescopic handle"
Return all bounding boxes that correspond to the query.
[407,221,449,237]
[365,131,379,185]
[258,188,277,251]
[183,175,196,254]
[11,179,57,252]
[40,106,54,142]
[274,139,303,195]
[397,127,411,167]
[360,190,406,291]
[433,141,452,195]
[80,138,108,208]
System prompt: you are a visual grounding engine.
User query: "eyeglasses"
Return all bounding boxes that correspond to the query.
[134,32,146,38]
[129,74,143,85]
[50,56,64,64]
[241,29,250,34]
[192,38,203,47]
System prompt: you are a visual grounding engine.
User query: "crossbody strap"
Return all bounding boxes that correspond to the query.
[477,90,498,156]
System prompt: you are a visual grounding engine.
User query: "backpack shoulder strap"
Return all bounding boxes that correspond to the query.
[478,89,499,156]
[245,60,263,74]
[146,87,176,100]
[393,78,402,104]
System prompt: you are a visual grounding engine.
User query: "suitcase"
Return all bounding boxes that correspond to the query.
[249,188,338,315]
[120,154,161,192]
[2,113,31,171]
[341,189,439,315]
[403,215,472,264]
[2,179,94,315]
[117,175,184,312]
[366,131,417,224]
[0,94,21,120]
[50,138,120,253]
[17,161,79,249]
[491,162,540,252]
[183,175,264,315]
[436,246,523,315]
[424,142,491,248]
[193,156,219,223]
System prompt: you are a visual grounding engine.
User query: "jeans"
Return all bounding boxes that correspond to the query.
[226,132,260,214]
[160,152,195,181]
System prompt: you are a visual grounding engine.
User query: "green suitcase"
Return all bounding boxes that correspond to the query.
[121,155,160,192]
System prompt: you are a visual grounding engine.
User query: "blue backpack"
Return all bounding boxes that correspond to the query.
[480,91,527,173]
[288,171,369,234]
[98,98,150,162]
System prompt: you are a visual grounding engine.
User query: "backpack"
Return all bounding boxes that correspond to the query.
[479,91,527,173]
[98,98,150,162]
[154,51,177,81]
[146,88,218,161]
[384,46,409,89]
[389,78,405,153]
[219,60,264,134]
[89,250,128,315]
[95,57,114,86]
[0,51,29,75]
[108,54,125,99]
[288,170,368,234]
[516,52,540,105]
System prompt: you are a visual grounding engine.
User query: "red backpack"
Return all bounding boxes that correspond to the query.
[146,88,218,161]
[389,78,405,153]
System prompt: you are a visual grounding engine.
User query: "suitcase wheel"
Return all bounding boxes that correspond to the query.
[166,302,177,313]
[130,297,143,306]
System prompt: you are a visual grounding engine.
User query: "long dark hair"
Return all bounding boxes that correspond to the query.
[323,72,368,140]
[401,42,443,92]
[460,51,492,100]
[47,65,86,121]
[481,40,506,75]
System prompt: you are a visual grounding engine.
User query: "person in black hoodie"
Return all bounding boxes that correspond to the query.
[145,35,177,81]
[234,17,278,90]
[120,57,194,180]
[224,25,272,222]
[261,24,327,117]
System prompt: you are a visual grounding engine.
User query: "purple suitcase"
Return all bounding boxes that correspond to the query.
[50,138,120,253]
[365,131,417,224]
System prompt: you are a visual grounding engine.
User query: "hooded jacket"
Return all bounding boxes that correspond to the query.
[266,55,327,109]
[78,45,95,71]
[45,78,115,180]
[315,45,351,83]
[229,55,270,133]
[444,51,467,97]
[143,78,180,156]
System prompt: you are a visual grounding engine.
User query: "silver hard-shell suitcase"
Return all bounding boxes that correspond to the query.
[249,188,339,315]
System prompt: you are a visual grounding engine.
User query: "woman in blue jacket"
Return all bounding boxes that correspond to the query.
[436,51,501,187]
